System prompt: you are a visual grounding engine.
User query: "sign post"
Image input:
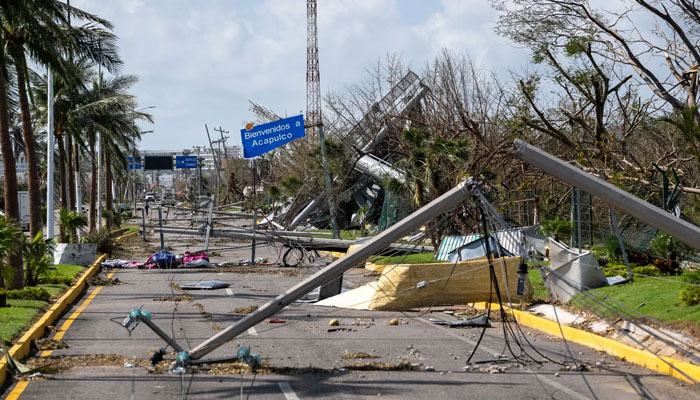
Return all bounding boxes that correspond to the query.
[241,115,306,265]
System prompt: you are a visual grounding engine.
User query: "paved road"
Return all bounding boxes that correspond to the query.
[2,231,700,399]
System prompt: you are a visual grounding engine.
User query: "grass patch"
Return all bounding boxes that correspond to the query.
[0,264,84,344]
[53,264,85,280]
[0,299,48,344]
[369,252,439,265]
[528,269,550,301]
[121,225,140,234]
[309,229,367,241]
[572,274,700,327]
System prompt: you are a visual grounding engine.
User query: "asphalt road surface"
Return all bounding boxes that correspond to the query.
[2,228,699,399]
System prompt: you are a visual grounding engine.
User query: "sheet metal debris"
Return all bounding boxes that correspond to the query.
[180,280,231,290]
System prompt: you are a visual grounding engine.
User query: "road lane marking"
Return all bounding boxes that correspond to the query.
[40,269,118,357]
[5,381,29,400]
[278,382,300,400]
[225,288,233,296]
[247,327,258,336]
[10,269,119,399]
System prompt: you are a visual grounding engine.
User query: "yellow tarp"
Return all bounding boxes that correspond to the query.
[317,256,531,310]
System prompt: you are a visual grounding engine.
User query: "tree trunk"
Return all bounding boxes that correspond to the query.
[88,130,97,233]
[0,63,23,289]
[105,145,113,231]
[57,132,67,241]
[66,131,75,212]
[13,48,42,238]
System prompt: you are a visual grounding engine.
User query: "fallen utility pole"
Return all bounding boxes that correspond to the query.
[185,178,475,361]
[514,139,700,251]
[146,225,432,254]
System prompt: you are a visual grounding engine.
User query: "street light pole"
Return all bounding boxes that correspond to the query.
[46,68,55,239]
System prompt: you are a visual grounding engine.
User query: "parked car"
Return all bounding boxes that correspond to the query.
[144,193,155,202]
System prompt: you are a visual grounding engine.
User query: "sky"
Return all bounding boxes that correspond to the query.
[70,0,530,150]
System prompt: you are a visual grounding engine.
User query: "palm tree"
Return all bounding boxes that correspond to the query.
[0,0,121,240]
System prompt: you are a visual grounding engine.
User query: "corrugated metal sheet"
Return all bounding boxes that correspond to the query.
[436,228,529,261]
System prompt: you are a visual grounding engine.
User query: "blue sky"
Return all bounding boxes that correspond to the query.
[71,0,529,150]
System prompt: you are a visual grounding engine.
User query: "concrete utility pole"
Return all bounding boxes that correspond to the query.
[213,126,230,162]
[204,124,222,195]
[514,139,700,251]
[187,179,476,361]
[46,68,55,239]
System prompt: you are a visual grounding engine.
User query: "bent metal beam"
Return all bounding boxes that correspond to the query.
[186,178,476,361]
[513,139,700,251]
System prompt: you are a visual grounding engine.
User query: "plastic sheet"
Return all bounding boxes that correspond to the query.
[317,256,531,310]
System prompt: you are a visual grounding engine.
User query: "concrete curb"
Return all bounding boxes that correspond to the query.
[0,253,108,388]
[471,302,700,384]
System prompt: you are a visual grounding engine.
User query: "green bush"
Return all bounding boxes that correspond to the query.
[38,272,74,285]
[603,263,630,278]
[631,265,661,277]
[81,229,115,255]
[0,287,51,301]
[679,286,700,306]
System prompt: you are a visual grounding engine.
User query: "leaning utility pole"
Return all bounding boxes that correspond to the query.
[307,0,340,239]
[213,126,230,162]
[204,124,222,195]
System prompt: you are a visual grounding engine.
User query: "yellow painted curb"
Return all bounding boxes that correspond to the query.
[0,253,107,389]
[471,302,700,384]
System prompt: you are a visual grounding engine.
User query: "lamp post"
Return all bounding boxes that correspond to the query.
[46,68,55,238]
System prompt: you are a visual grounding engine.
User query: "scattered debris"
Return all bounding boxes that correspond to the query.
[232,305,259,314]
[180,280,230,290]
[87,276,123,286]
[342,362,418,371]
[328,327,356,333]
[389,318,399,326]
[216,264,300,276]
[341,352,379,360]
[35,339,69,351]
[329,319,340,326]
[153,294,193,302]
[268,319,286,323]
[193,302,221,331]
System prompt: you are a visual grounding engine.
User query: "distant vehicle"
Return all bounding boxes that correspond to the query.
[116,203,131,212]
[161,192,175,206]
[144,193,155,202]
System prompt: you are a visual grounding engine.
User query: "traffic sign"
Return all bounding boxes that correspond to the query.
[240,114,305,158]
[127,156,142,170]
[176,155,198,169]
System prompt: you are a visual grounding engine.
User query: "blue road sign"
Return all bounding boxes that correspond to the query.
[176,155,198,169]
[127,156,142,170]
[240,114,305,158]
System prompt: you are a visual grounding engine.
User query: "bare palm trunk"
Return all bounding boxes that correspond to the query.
[57,133,67,240]
[88,130,97,232]
[13,49,42,238]
[66,131,75,212]
[0,65,23,289]
[105,145,113,231]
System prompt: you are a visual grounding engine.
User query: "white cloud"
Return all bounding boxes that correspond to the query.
[69,0,530,149]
